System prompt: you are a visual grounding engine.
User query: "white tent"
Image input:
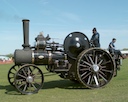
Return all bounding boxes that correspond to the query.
[0,56,9,61]
[121,50,128,54]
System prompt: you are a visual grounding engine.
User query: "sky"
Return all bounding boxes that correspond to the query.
[0,0,128,55]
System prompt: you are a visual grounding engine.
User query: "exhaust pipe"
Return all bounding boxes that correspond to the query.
[14,19,32,65]
[22,19,30,49]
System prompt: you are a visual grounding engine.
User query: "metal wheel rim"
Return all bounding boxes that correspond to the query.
[14,64,44,94]
[8,65,20,87]
[76,48,115,88]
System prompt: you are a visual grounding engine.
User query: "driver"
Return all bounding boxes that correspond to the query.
[90,28,100,47]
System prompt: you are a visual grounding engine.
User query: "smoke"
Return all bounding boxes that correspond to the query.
[0,0,23,22]
[0,10,23,22]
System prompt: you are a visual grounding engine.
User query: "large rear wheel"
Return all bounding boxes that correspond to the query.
[76,48,115,88]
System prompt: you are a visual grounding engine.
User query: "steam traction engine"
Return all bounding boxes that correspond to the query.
[8,19,116,94]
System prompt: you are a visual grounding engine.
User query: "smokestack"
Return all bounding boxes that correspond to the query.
[22,19,30,49]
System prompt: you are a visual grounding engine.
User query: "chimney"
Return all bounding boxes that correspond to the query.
[22,19,30,49]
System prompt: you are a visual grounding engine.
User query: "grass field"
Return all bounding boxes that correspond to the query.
[0,59,128,102]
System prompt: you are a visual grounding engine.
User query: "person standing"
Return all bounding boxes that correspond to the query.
[90,28,100,47]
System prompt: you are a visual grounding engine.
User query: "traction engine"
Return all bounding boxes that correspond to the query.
[8,19,117,94]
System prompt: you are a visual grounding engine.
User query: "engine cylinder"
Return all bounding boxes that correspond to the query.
[35,40,46,50]
[35,33,47,50]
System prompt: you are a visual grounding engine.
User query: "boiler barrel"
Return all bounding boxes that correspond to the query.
[14,50,66,65]
[33,51,66,65]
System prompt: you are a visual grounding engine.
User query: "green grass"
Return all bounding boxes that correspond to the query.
[0,59,128,102]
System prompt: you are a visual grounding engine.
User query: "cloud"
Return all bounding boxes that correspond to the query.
[53,12,82,26]
[39,0,49,5]
[2,0,20,15]
[61,12,82,22]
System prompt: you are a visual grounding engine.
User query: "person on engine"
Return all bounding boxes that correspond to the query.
[108,38,125,59]
[90,28,100,47]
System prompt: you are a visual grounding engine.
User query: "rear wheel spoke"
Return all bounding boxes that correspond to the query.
[87,75,91,85]
[94,75,99,86]
[99,74,108,82]
[99,70,107,77]
[79,64,88,68]
[95,55,98,64]
[89,56,94,65]
[92,50,96,61]
[81,60,92,67]
[101,60,111,66]
[84,55,90,62]
[98,60,103,65]
[101,69,113,73]
[81,72,91,80]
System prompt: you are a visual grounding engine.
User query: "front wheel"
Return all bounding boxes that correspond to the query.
[14,64,44,95]
[8,65,21,87]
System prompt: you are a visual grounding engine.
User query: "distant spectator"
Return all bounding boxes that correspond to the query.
[3,58,5,62]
